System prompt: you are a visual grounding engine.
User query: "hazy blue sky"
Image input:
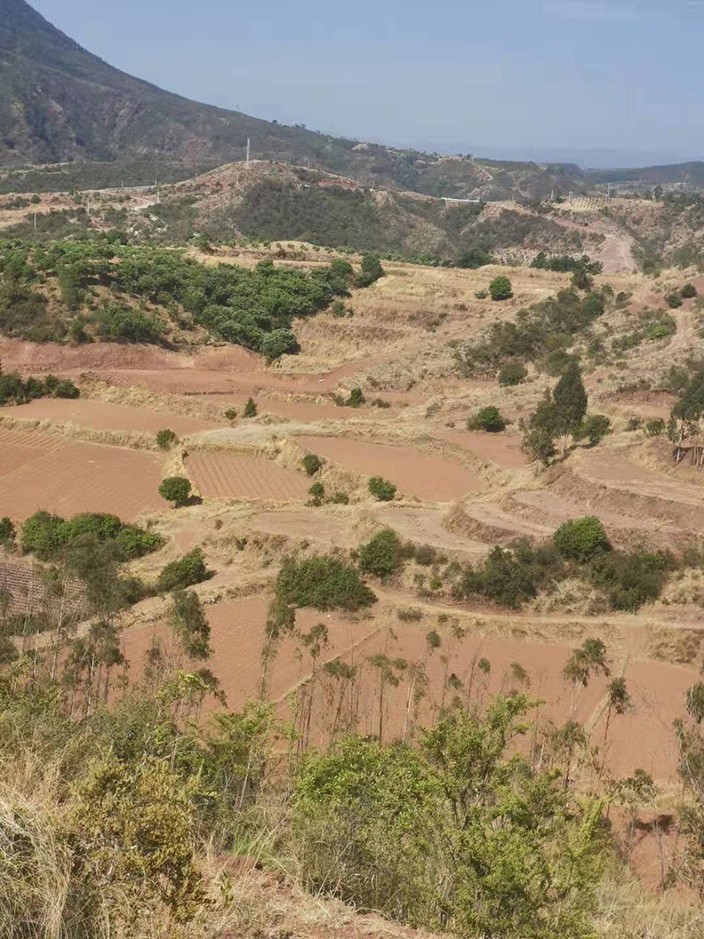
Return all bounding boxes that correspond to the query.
[30,0,704,166]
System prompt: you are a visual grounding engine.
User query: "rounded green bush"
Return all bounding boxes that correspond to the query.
[302,453,323,476]
[159,476,192,507]
[368,477,397,502]
[489,276,513,301]
[468,406,506,433]
[498,363,528,387]
[156,428,178,450]
[359,528,403,578]
[553,516,611,562]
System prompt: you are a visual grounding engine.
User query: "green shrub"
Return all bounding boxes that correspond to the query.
[467,406,506,433]
[302,453,323,476]
[96,304,167,344]
[346,387,365,408]
[260,328,299,361]
[20,511,161,562]
[275,555,376,611]
[458,545,541,609]
[682,283,698,299]
[489,276,513,301]
[368,477,397,502]
[553,516,611,562]
[157,548,210,592]
[589,549,674,611]
[243,398,258,418]
[293,699,605,938]
[666,292,683,309]
[159,477,192,507]
[224,408,237,422]
[0,517,15,546]
[626,417,642,431]
[544,349,573,377]
[330,491,350,505]
[475,289,488,300]
[577,414,612,446]
[458,246,493,269]
[356,255,385,288]
[646,418,666,437]
[358,529,403,578]
[156,428,178,450]
[498,362,528,386]
[308,482,325,506]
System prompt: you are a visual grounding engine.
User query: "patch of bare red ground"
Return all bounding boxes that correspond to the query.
[0,431,164,522]
[0,398,219,434]
[121,599,696,785]
[299,436,482,502]
[435,429,529,469]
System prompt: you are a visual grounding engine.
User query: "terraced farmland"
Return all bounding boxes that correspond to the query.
[299,436,482,501]
[0,432,164,522]
[186,451,310,501]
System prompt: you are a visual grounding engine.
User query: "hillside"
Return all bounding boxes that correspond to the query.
[0,0,592,201]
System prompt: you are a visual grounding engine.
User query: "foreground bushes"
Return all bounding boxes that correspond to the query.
[293,696,605,938]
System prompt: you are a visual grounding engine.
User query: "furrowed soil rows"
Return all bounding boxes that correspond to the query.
[187,451,310,501]
[299,436,482,501]
[0,399,219,434]
[0,427,59,477]
[0,438,164,521]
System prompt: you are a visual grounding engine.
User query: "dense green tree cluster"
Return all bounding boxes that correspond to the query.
[0,238,363,356]
[455,521,675,612]
[275,555,377,612]
[530,252,603,275]
[459,287,606,377]
[0,372,79,406]
[21,511,162,562]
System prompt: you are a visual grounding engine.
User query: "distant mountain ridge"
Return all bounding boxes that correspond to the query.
[1,0,703,200]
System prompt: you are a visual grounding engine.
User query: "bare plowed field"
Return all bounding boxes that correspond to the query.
[120,598,697,783]
[0,427,58,478]
[122,597,379,714]
[312,624,696,782]
[0,399,218,434]
[436,430,528,470]
[187,451,310,501]
[0,437,164,521]
[299,436,482,502]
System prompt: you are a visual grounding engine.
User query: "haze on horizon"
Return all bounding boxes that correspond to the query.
[29,0,704,168]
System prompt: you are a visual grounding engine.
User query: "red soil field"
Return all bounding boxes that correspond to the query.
[315,626,696,783]
[120,598,695,784]
[0,399,218,434]
[0,426,57,478]
[186,451,310,502]
[0,433,164,522]
[299,436,482,502]
[436,429,529,470]
[121,597,378,712]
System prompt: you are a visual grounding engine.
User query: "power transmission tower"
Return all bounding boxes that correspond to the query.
[246,138,251,165]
